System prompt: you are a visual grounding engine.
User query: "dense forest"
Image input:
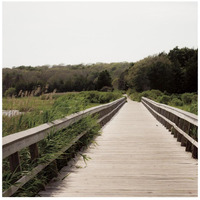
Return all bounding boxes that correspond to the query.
[3,62,130,96]
[3,46,198,96]
[118,47,198,93]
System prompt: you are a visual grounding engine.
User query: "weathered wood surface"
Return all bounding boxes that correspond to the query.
[3,97,126,197]
[141,97,197,126]
[39,99,198,197]
[141,97,198,158]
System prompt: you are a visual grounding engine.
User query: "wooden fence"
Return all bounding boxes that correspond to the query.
[2,97,126,197]
[141,97,198,159]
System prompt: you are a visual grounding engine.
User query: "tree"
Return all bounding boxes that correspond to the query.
[118,70,128,90]
[168,47,198,93]
[96,70,112,90]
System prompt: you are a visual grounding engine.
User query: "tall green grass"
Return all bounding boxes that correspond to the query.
[3,91,122,136]
[3,90,123,196]
[3,116,100,196]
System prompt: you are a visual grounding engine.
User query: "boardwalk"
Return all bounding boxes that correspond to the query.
[39,99,198,197]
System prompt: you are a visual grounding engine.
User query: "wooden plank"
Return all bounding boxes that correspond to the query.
[39,99,198,197]
[3,99,126,197]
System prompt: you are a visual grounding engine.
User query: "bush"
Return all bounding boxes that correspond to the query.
[150,90,163,99]
[5,87,16,97]
[190,103,198,115]
[129,93,139,101]
[170,98,183,106]
[159,95,171,104]
[128,89,164,102]
[181,93,193,104]
[52,91,122,116]
[139,90,163,102]
[127,88,138,95]
[192,94,198,103]
[82,91,122,104]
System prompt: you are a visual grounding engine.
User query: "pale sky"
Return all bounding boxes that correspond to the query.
[2,1,198,68]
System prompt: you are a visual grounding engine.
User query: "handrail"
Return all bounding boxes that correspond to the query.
[141,97,198,159]
[3,97,125,159]
[3,97,126,197]
[142,97,197,126]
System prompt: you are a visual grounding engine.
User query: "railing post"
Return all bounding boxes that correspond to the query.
[177,118,183,142]
[181,120,188,147]
[29,143,39,162]
[192,145,198,159]
[186,141,192,152]
[181,136,187,146]
[9,152,21,173]
[142,97,198,159]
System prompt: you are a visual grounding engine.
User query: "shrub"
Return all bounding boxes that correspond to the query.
[127,88,136,96]
[190,103,198,115]
[5,87,16,97]
[170,98,183,106]
[159,95,171,104]
[129,92,140,101]
[138,90,163,102]
[181,93,193,104]
[149,90,163,99]
[128,89,164,102]
[192,94,198,103]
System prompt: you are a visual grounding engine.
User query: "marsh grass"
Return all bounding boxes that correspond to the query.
[3,115,101,197]
[3,91,122,136]
[3,91,122,196]
[3,96,54,112]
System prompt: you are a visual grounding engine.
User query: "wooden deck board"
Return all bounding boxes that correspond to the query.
[39,99,198,197]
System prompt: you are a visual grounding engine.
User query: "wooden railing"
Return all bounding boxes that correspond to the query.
[3,97,126,197]
[141,97,198,159]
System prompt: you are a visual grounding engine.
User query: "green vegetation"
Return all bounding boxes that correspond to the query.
[3,91,123,196]
[119,47,197,94]
[3,115,101,197]
[4,87,16,97]
[96,70,112,90]
[3,96,54,112]
[3,91,122,136]
[3,46,197,114]
[3,62,130,96]
[2,46,198,196]
[128,89,197,115]
[117,46,198,115]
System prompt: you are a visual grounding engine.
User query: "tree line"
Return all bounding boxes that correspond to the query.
[3,62,130,96]
[3,46,198,97]
[118,47,198,94]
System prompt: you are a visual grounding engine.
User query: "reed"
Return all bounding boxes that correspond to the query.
[3,90,122,196]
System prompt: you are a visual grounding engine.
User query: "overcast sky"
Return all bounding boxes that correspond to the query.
[2,1,198,68]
